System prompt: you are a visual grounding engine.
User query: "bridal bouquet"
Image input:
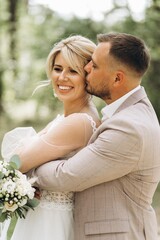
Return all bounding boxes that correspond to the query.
[0,155,39,222]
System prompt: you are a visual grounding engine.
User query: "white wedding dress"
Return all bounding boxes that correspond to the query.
[1,114,97,240]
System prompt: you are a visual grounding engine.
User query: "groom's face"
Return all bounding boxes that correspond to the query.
[84,42,116,103]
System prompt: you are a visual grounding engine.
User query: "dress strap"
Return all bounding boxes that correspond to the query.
[82,113,97,133]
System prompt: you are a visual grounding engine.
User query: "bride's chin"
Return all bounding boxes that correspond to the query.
[57,95,71,102]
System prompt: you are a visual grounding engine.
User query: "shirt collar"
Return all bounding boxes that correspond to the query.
[101,85,141,121]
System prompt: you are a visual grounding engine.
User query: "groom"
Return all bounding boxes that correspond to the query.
[34,33,160,240]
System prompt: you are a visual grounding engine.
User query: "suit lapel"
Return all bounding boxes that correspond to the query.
[89,87,148,144]
[114,87,148,114]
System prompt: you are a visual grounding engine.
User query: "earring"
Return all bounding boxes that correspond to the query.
[53,89,58,98]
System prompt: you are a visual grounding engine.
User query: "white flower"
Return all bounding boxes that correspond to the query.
[1,161,8,167]
[28,176,38,185]
[0,157,39,222]
[15,169,24,178]
[4,202,18,212]
[18,198,27,207]
[16,181,28,196]
[26,187,35,199]
[2,179,16,194]
[1,168,7,175]
[15,176,35,199]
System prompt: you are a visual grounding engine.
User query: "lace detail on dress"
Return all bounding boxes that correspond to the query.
[39,190,74,210]
[82,113,97,133]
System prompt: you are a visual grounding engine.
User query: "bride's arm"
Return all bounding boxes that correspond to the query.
[17,114,93,173]
[37,120,55,136]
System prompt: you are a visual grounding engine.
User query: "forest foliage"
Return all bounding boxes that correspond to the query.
[0,0,160,135]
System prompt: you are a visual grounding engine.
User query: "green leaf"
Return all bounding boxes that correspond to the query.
[10,155,21,169]
[0,203,4,209]
[0,172,4,179]
[27,198,39,208]
[16,208,27,219]
[6,164,15,171]
[0,212,8,222]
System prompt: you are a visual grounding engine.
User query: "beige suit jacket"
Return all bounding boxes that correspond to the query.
[35,87,160,240]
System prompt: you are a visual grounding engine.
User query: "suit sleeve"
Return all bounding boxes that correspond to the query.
[34,119,142,192]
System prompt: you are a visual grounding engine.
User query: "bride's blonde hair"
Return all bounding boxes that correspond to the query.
[46,35,96,79]
[33,35,96,94]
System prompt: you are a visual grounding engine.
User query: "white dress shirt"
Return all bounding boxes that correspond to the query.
[101,85,141,121]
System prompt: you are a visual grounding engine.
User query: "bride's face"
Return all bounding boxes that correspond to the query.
[51,52,87,103]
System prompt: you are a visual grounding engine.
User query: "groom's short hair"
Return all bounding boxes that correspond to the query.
[97,33,150,77]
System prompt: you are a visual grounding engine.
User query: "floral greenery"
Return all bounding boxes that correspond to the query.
[0,155,39,222]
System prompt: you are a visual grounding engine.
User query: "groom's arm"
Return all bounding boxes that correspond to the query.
[34,125,141,192]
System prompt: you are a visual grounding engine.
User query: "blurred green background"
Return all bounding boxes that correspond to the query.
[0,0,160,238]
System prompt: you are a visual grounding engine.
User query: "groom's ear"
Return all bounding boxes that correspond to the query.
[113,71,125,87]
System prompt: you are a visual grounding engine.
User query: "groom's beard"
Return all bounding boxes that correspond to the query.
[86,83,111,101]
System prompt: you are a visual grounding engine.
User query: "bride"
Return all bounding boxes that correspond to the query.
[1,35,100,240]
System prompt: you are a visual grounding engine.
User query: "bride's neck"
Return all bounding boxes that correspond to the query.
[63,99,92,117]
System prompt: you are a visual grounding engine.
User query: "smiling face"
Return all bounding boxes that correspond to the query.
[51,52,87,104]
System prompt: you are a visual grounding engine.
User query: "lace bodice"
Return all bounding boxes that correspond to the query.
[39,190,74,210]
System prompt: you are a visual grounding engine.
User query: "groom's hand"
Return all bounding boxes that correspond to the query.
[34,187,41,200]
